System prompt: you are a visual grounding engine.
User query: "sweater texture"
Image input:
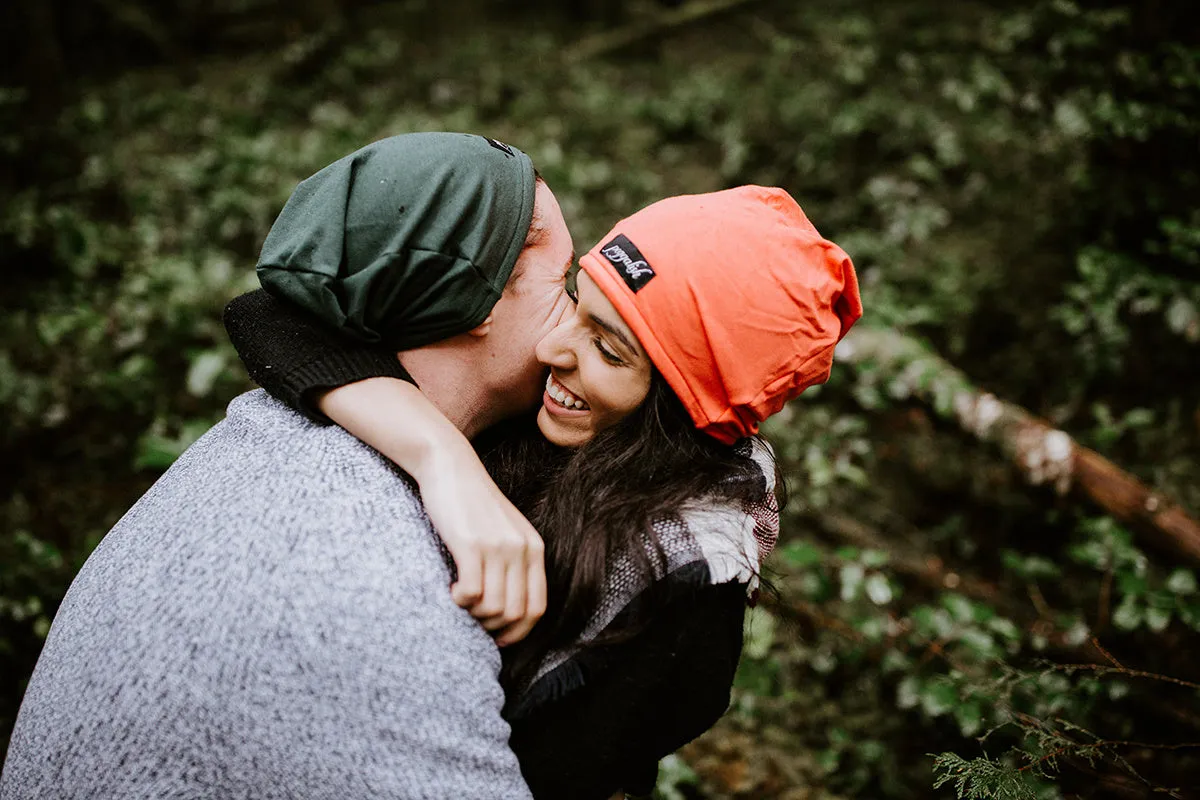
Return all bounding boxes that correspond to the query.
[0,390,532,800]
[221,288,759,798]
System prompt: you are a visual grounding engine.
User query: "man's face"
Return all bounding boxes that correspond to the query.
[483,180,576,419]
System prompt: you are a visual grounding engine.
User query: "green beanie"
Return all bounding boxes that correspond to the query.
[256,132,536,350]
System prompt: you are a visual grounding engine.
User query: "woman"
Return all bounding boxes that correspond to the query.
[226,184,862,798]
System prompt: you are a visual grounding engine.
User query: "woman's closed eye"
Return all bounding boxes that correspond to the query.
[593,336,624,365]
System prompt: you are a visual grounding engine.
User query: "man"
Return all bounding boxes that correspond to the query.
[1,133,575,799]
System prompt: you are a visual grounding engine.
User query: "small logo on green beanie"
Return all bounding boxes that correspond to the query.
[483,137,516,158]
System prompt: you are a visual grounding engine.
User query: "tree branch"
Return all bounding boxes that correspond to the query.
[836,326,1200,567]
[1048,663,1200,692]
[794,513,1200,732]
[567,0,766,63]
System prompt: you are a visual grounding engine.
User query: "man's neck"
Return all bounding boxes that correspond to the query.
[396,347,499,440]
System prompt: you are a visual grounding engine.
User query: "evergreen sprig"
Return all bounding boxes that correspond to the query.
[930,753,1040,800]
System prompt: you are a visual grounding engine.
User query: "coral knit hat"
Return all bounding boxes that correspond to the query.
[579,185,863,444]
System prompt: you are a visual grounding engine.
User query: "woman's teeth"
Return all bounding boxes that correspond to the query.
[547,377,589,410]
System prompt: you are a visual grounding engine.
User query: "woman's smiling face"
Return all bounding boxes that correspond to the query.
[534,269,654,448]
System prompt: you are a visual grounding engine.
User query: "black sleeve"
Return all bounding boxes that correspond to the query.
[222,289,415,423]
[509,581,747,800]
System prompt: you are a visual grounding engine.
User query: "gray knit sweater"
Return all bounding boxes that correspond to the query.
[0,390,532,800]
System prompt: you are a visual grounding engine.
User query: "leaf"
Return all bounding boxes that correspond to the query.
[931,752,1040,800]
[1062,619,1090,646]
[779,540,823,569]
[186,350,227,397]
[896,674,920,710]
[857,739,887,767]
[655,754,699,800]
[988,617,1022,642]
[881,649,911,674]
[912,605,956,639]
[742,609,776,660]
[1002,551,1062,580]
[959,627,998,657]
[1116,570,1148,596]
[920,680,959,717]
[865,573,894,605]
[134,432,186,470]
[1121,407,1154,427]
[857,614,888,640]
[798,571,831,601]
[1112,597,1143,631]
[942,593,975,623]
[1067,540,1109,570]
[1166,568,1198,595]
[1144,606,1171,632]
[134,418,212,470]
[955,699,985,737]
[861,548,890,568]
[840,563,866,602]
[1165,295,1199,339]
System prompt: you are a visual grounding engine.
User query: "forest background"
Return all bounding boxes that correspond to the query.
[2,0,1198,797]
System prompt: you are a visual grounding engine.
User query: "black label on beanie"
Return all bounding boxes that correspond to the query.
[599,234,656,293]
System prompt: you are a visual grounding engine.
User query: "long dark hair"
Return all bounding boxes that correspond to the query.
[475,369,776,695]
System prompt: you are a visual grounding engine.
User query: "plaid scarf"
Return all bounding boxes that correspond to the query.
[509,437,779,718]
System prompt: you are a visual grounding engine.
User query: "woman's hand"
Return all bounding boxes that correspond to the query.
[416,439,548,646]
[320,378,547,645]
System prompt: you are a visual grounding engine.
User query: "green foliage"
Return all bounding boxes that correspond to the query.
[1066,517,1200,634]
[3,0,1198,794]
[931,753,1044,800]
[654,754,701,800]
[0,532,64,646]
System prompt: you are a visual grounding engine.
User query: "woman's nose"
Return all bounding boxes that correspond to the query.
[535,317,577,369]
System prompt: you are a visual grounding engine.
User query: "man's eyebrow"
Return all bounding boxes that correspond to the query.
[588,312,640,358]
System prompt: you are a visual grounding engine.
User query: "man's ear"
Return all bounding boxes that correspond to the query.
[468,313,494,337]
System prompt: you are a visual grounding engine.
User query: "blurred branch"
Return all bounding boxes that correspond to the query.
[95,0,176,58]
[837,326,1200,567]
[810,511,1006,606]
[268,20,349,85]
[1049,662,1200,692]
[803,512,1200,733]
[567,0,765,63]
[789,452,1200,741]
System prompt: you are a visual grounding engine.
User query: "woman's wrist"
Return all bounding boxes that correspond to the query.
[317,377,474,483]
[408,426,483,489]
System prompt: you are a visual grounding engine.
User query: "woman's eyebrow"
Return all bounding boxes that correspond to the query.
[588,313,640,358]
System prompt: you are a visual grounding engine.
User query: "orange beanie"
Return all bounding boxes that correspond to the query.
[579,185,862,444]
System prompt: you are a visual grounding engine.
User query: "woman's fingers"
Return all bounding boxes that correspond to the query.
[502,558,527,624]
[494,532,546,647]
[419,461,548,640]
[472,536,518,627]
[449,551,484,608]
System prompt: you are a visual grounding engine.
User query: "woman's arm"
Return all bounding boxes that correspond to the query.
[320,378,547,645]
[223,289,546,644]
